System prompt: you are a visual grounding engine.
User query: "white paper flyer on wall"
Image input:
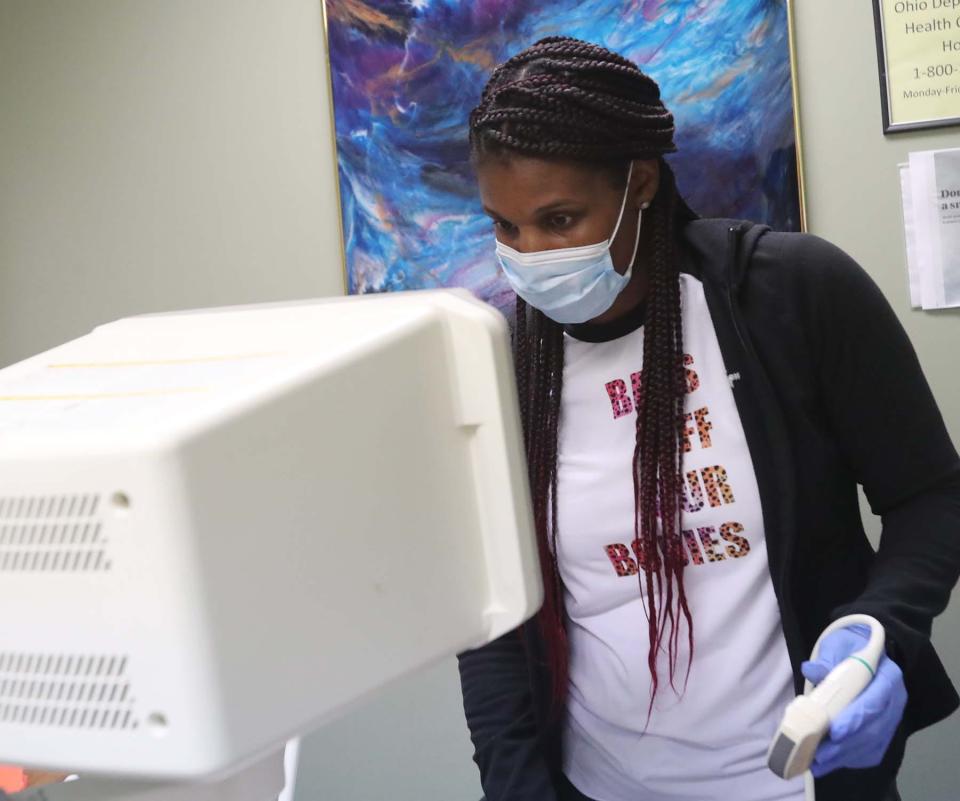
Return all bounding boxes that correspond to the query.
[902,147,960,310]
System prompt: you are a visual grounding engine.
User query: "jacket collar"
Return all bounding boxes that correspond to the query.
[682,218,770,292]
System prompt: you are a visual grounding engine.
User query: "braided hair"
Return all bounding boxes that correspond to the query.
[470,36,698,719]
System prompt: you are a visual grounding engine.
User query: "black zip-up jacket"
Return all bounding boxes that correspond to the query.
[457,219,960,801]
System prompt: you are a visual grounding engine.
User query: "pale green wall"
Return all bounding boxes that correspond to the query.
[793,3,960,798]
[0,0,344,369]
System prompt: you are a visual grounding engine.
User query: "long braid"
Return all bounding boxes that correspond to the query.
[633,178,693,719]
[472,36,697,716]
[515,299,569,709]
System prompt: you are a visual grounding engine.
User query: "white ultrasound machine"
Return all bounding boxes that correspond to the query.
[0,290,542,800]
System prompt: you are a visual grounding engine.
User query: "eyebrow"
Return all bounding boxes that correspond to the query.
[482,199,582,218]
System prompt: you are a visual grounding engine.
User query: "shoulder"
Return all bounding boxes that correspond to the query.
[753,229,866,284]
[750,230,891,327]
[684,219,899,354]
[682,217,879,298]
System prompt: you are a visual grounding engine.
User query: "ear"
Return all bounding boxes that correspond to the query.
[630,159,660,209]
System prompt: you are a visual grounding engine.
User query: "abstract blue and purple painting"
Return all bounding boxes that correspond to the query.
[325,0,801,308]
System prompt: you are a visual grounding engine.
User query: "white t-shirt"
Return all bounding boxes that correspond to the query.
[557,273,806,801]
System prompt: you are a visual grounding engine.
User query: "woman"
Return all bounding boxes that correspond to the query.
[457,36,960,801]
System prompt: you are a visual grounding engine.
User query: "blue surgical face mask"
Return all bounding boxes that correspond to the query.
[495,164,642,324]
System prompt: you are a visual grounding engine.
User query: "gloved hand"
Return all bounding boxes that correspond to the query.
[800,623,908,778]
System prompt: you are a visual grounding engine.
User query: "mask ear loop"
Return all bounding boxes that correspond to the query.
[607,161,634,246]
[609,162,645,280]
[620,205,643,281]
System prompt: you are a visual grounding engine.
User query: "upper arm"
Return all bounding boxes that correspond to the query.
[797,234,959,512]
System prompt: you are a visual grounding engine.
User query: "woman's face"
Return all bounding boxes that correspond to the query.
[476,154,658,276]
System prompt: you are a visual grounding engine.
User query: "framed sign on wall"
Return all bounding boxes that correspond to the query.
[873,0,960,133]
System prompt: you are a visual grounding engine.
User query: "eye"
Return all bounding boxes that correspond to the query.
[492,219,517,236]
[547,213,574,230]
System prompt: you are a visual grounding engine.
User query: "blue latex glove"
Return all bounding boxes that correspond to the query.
[800,623,908,778]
